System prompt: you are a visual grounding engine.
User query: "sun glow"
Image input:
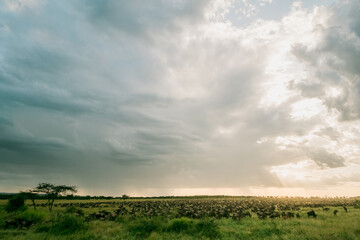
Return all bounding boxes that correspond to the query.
[270,160,316,182]
[290,98,325,120]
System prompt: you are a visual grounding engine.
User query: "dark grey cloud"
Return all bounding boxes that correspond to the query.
[0,137,66,153]
[307,148,345,168]
[0,80,95,114]
[0,0,359,196]
[0,115,13,126]
[82,0,210,37]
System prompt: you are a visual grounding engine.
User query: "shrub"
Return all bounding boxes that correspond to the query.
[354,200,360,209]
[167,217,193,233]
[65,206,84,216]
[19,210,46,223]
[49,214,87,235]
[5,194,27,212]
[3,210,44,229]
[167,218,221,239]
[195,218,221,239]
[115,214,131,223]
[127,218,161,239]
[35,224,51,233]
[65,205,78,213]
[0,217,5,229]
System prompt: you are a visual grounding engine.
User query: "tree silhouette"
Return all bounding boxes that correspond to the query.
[20,191,38,210]
[35,183,77,212]
[122,194,130,199]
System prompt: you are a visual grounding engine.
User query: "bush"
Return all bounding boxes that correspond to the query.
[3,210,44,229]
[354,200,360,209]
[195,218,221,239]
[5,194,27,212]
[65,206,84,216]
[35,224,51,233]
[0,217,5,229]
[127,218,162,239]
[167,217,193,233]
[49,214,87,235]
[16,210,45,223]
[167,218,221,239]
[115,214,131,223]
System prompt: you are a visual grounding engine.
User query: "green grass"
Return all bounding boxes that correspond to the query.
[1,199,360,240]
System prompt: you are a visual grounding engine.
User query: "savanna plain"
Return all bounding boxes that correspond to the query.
[1,196,360,240]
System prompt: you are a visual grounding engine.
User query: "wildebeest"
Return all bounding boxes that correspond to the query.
[5,218,34,229]
[333,210,338,216]
[243,211,252,217]
[282,212,295,219]
[343,206,348,213]
[269,212,280,219]
[307,210,317,218]
[287,212,295,218]
[296,213,301,219]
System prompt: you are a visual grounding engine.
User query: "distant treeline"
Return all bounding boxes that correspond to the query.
[0,193,357,200]
[0,193,120,200]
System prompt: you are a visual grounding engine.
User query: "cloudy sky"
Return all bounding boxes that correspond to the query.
[1,0,360,197]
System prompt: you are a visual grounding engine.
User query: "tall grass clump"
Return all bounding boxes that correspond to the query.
[18,209,46,223]
[195,218,221,239]
[127,218,162,239]
[48,214,87,235]
[167,217,193,233]
[354,200,360,209]
[0,217,5,229]
[167,217,221,239]
[65,205,84,216]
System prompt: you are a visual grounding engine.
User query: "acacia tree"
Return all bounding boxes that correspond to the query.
[35,183,77,212]
[20,190,38,210]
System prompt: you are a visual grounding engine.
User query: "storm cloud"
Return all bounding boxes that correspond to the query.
[0,0,359,196]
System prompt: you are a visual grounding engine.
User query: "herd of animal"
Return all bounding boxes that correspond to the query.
[30,198,352,221]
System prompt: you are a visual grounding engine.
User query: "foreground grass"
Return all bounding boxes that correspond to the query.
[0,203,359,239]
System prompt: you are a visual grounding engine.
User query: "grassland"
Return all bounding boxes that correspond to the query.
[0,197,359,240]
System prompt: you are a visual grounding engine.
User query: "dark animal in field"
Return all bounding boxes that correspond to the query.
[296,213,300,219]
[286,212,295,219]
[322,207,330,211]
[343,206,347,213]
[232,212,242,221]
[257,211,267,220]
[307,210,317,218]
[269,212,280,219]
[86,210,117,221]
[333,210,338,216]
[243,211,252,218]
[5,218,34,229]
[281,212,295,219]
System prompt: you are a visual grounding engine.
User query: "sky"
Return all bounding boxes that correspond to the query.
[0,0,360,197]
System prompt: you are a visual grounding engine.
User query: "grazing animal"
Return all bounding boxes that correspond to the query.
[281,212,294,219]
[296,213,300,219]
[244,211,252,217]
[307,210,317,218]
[287,212,295,218]
[333,210,338,216]
[269,212,280,219]
[343,206,348,213]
